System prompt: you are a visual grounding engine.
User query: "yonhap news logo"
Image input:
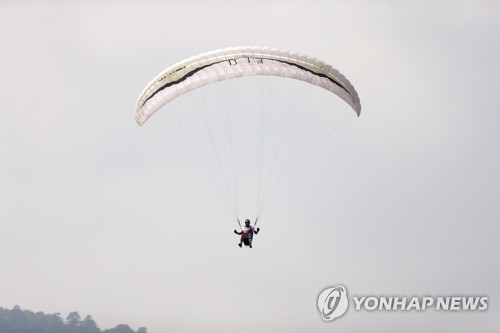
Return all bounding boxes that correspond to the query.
[317,286,349,321]
[317,285,489,322]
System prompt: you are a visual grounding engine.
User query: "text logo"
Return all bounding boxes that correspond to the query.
[317,286,349,321]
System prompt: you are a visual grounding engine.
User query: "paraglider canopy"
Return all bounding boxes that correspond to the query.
[136,46,361,126]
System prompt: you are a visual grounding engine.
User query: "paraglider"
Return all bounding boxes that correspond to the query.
[234,219,260,248]
[135,46,361,245]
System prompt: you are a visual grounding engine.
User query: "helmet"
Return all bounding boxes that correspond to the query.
[244,219,251,225]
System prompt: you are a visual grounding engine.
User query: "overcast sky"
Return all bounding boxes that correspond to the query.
[1,1,499,332]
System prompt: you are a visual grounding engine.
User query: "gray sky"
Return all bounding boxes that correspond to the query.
[1,1,499,332]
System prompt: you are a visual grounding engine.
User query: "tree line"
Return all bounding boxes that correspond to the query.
[0,306,147,333]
